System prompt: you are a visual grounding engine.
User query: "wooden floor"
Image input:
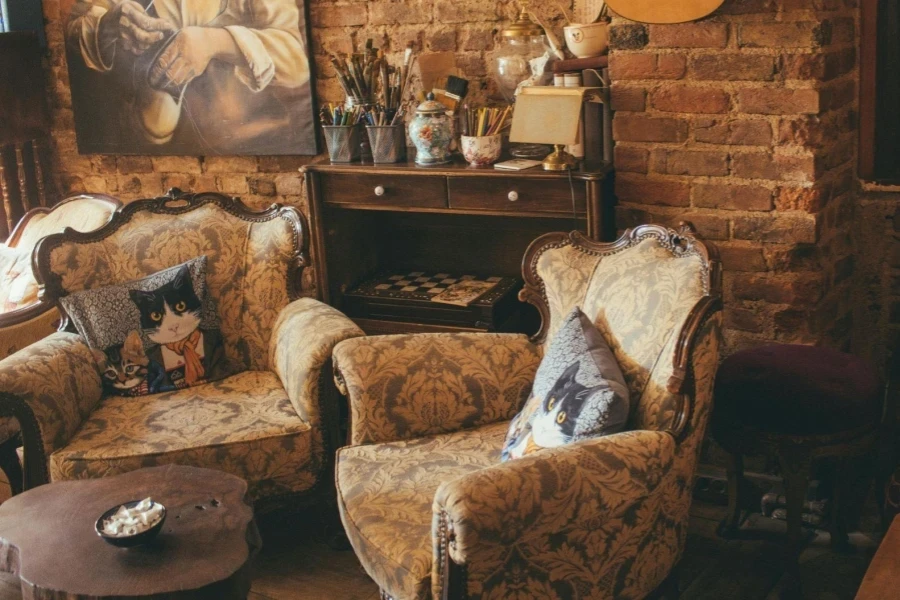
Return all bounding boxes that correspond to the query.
[0,475,881,600]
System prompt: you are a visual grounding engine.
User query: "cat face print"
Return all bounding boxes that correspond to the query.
[92,330,149,392]
[129,264,203,345]
[530,362,600,448]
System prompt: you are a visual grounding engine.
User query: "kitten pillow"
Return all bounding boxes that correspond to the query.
[60,256,229,396]
[501,307,630,461]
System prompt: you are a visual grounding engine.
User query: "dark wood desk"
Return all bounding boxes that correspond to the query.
[855,515,900,599]
[302,155,613,335]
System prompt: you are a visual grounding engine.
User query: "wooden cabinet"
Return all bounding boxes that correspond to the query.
[303,155,613,335]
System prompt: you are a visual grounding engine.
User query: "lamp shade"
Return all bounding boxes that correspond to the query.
[509,90,583,146]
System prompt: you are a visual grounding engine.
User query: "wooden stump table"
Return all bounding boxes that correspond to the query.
[0,465,260,599]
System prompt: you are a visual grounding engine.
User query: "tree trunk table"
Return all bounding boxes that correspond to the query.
[0,465,260,599]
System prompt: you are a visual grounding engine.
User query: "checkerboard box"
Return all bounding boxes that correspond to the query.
[342,271,524,331]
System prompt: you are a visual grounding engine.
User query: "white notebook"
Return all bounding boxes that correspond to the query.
[494,159,541,171]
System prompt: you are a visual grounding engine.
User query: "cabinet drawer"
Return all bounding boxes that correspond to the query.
[448,176,586,213]
[319,173,447,208]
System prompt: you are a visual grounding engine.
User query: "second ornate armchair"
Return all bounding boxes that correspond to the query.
[333,225,722,600]
[0,191,363,505]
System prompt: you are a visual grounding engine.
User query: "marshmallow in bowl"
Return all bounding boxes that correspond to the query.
[101,498,164,537]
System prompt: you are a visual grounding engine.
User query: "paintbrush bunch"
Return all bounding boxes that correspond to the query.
[319,104,366,127]
[331,40,416,109]
[361,104,409,127]
[462,106,512,137]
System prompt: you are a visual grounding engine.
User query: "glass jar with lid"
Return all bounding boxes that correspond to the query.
[491,9,553,103]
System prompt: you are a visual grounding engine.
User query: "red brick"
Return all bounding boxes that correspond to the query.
[608,53,686,80]
[830,17,855,44]
[427,30,458,51]
[204,156,259,173]
[689,55,775,81]
[718,0,778,14]
[652,86,730,114]
[654,149,729,176]
[731,152,817,182]
[433,1,497,23]
[616,176,691,207]
[614,146,649,173]
[613,114,690,143]
[694,183,773,211]
[777,116,828,146]
[775,186,828,212]
[726,306,767,333]
[257,156,314,173]
[820,79,856,111]
[694,118,773,146]
[823,48,856,81]
[370,0,432,25]
[117,156,153,174]
[733,215,817,243]
[610,85,647,112]
[249,177,277,196]
[782,54,826,81]
[738,22,829,48]
[732,273,824,305]
[648,23,728,48]
[151,156,202,174]
[718,244,768,271]
[609,24,649,50]
[310,6,367,27]
[615,206,729,240]
[737,88,819,115]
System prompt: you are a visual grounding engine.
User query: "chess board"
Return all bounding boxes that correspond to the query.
[343,271,523,330]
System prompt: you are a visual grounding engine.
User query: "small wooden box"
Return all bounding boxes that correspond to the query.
[343,271,523,331]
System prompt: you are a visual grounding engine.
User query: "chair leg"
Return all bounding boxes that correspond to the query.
[829,457,851,552]
[718,451,744,538]
[0,435,22,497]
[778,450,810,599]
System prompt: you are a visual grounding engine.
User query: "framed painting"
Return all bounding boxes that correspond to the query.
[62,0,319,155]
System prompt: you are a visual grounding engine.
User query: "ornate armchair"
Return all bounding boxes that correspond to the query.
[0,191,363,507]
[333,224,722,600]
[0,194,120,493]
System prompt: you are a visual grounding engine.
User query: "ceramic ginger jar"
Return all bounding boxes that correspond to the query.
[408,93,453,166]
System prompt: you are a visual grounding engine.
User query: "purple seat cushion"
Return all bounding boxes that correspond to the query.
[713,345,881,436]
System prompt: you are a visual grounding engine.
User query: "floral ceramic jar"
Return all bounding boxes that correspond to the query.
[408,93,453,166]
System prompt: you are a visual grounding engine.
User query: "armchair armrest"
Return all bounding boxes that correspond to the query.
[432,429,676,597]
[0,332,103,488]
[333,332,542,446]
[268,298,364,427]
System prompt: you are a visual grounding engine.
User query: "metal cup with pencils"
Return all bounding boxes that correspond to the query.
[321,105,364,163]
[365,106,408,164]
[459,106,511,167]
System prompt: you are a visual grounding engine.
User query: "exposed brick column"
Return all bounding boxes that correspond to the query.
[609,0,858,353]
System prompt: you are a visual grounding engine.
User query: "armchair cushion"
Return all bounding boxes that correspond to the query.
[336,421,509,600]
[502,308,629,461]
[49,371,319,500]
[60,257,231,395]
[333,333,542,446]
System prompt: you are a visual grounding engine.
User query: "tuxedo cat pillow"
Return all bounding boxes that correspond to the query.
[60,256,229,397]
[501,308,630,461]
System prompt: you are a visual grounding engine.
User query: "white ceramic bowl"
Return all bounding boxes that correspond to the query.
[563,22,609,59]
[460,135,502,167]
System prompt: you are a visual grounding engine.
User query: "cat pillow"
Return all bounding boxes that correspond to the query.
[501,307,630,461]
[60,257,230,397]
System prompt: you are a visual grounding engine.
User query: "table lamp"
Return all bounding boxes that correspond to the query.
[508,88,585,171]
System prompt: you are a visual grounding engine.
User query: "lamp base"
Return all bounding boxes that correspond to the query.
[542,145,578,171]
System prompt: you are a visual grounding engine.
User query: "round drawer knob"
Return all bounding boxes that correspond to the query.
[374,186,385,196]
[508,191,519,202]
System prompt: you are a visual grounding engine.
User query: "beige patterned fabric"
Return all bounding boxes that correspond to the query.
[49,371,318,500]
[333,333,542,446]
[270,298,364,425]
[12,197,118,250]
[0,308,60,362]
[337,422,510,600]
[46,204,297,371]
[334,228,721,600]
[0,333,103,461]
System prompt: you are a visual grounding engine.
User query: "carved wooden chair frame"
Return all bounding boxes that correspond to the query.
[434,223,723,600]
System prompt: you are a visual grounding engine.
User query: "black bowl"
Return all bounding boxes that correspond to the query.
[95,500,167,548]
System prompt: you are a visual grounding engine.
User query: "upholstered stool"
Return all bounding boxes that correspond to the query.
[712,345,882,558]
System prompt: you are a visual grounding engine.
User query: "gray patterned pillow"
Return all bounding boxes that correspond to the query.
[501,307,630,461]
[60,256,229,396]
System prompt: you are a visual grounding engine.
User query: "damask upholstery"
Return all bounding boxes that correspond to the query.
[49,371,317,500]
[333,333,542,446]
[334,226,722,600]
[0,193,365,500]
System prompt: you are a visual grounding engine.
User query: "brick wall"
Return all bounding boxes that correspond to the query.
[609,0,859,353]
[39,0,863,352]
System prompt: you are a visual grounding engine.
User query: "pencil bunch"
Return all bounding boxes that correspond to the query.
[331,40,416,108]
[319,104,365,127]
[461,106,512,137]
[361,104,409,127]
